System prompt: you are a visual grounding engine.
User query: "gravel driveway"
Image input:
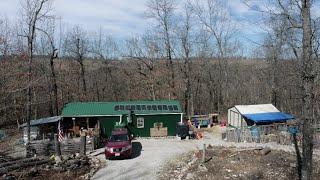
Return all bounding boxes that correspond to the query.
[92,137,206,180]
[91,129,309,180]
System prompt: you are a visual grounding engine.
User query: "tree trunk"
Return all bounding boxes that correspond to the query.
[26,38,33,142]
[301,0,315,179]
[293,133,302,179]
[50,54,58,116]
[27,35,35,142]
[165,24,175,99]
[79,60,87,99]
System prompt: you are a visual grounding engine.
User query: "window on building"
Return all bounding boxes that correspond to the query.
[152,105,157,110]
[142,105,146,110]
[173,105,178,111]
[163,105,168,110]
[125,105,130,110]
[157,105,163,110]
[137,117,144,128]
[147,105,152,110]
[136,105,141,110]
[120,105,124,110]
[168,105,173,111]
[131,105,136,111]
[114,105,120,111]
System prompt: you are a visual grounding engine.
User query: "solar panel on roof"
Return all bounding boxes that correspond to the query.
[142,105,146,110]
[114,105,120,111]
[152,105,157,110]
[136,105,141,110]
[147,105,152,110]
[168,105,173,111]
[173,105,178,111]
[163,105,168,110]
[131,105,136,110]
[125,105,130,110]
[158,105,163,110]
[120,105,124,110]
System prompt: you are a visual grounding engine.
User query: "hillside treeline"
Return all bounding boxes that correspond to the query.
[0,56,308,126]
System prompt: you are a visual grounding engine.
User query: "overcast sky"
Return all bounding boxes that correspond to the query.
[1,0,319,51]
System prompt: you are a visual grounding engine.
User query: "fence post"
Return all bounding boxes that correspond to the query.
[236,128,241,143]
[54,134,61,157]
[26,142,32,158]
[80,132,86,156]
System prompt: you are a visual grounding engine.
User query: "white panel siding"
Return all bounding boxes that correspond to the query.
[235,104,279,115]
[228,107,242,127]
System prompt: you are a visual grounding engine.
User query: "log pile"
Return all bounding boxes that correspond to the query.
[0,154,102,179]
[0,157,52,176]
[0,154,14,164]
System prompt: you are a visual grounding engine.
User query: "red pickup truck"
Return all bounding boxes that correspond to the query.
[105,128,133,159]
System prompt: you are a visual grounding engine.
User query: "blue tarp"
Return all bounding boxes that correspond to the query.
[242,112,294,123]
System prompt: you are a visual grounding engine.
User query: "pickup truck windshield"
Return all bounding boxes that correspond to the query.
[109,134,129,142]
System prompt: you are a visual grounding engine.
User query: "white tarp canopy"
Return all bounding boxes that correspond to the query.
[234,104,279,115]
[228,104,294,127]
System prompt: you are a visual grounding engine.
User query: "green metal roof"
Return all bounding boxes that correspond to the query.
[61,100,182,117]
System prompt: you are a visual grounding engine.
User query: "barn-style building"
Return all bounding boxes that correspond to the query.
[61,100,183,137]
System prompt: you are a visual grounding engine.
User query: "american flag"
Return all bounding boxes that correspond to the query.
[58,120,64,142]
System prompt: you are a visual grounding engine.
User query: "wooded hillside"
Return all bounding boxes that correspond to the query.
[0,56,311,127]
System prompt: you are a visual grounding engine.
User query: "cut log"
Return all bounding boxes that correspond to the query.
[260,147,271,155]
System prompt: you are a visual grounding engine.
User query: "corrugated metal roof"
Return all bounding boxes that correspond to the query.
[61,100,182,117]
[234,104,279,114]
[21,116,61,127]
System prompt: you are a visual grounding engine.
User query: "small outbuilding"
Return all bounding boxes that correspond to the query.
[61,100,183,137]
[227,104,294,127]
[20,116,61,142]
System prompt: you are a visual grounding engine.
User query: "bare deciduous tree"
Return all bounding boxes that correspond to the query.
[146,0,177,99]
[176,4,194,115]
[189,0,238,113]
[64,26,89,100]
[20,0,52,141]
[37,19,58,115]
[257,0,317,178]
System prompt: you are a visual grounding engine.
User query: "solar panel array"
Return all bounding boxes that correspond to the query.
[114,104,179,111]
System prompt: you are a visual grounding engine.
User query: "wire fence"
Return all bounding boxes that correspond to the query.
[226,124,320,148]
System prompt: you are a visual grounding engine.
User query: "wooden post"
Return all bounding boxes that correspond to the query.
[80,133,86,156]
[96,121,100,148]
[202,143,206,163]
[54,134,61,157]
[97,119,100,129]
[92,135,96,150]
[73,118,76,130]
[86,118,89,130]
